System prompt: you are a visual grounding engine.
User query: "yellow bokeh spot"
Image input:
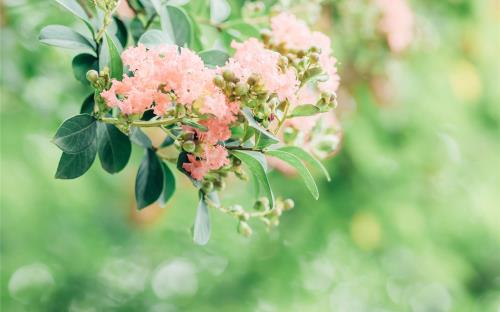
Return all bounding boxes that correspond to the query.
[449,60,483,103]
[350,211,382,251]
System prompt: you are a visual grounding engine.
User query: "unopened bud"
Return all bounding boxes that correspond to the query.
[239,211,250,221]
[86,70,99,83]
[309,52,320,64]
[260,29,272,44]
[214,180,226,191]
[247,73,261,86]
[254,197,269,211]
[283,198,295,211]
[213,75,225,87]
[201,180,214,193]
[271,206,282,217]
[182,140,196,153]
[223,70,236,82]
[237,221,252,237]
[297,50,306,58]
[234,82,249,96]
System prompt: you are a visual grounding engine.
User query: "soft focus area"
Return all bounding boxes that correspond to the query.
[1,0,500,311]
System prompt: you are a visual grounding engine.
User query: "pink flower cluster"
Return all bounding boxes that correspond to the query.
[376,0,414,53]
[270,13,340,95]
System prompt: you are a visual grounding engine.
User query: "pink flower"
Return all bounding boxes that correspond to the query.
[182,144,230,181]
[376,0,414,53]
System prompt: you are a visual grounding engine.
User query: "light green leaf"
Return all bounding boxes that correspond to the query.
[53,114,97,154]
[138,29,174,47]
[54,0,94,34]
[241,108,279,147]
[135,148,164,209]
[266,150,319,200]
[199,49,229,67]
[129,127,153,148]
[223,21,260,41]
[101,33,123,80]
[39,25,96,56]
[277,146,331,181]
[193,194,211,245]
[159,162,176,207]
[55,139,97,179]
[161,5,192,47]
[231,150,274,207]
[210,0,231,23]
[97,122,131,174]
[289,104,321,118]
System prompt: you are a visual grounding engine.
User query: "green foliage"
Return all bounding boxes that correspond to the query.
[129,127,153,148]
[39,25,96,56]
[100,33,123,79]
[192,193,211,245]
[199,50,230,67]
[289,104,321,118]
[159,162,176,207]
[241,108,279,147]
[138,29,173,47]
[55,140,97,179]
[96,123,131,174]
[53,114,97,154]
[72,54,98,85]
[210,0,231,23]
[135,148,164,209]
[278,146,331,181]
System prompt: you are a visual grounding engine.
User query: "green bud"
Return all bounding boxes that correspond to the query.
[309,52,320,64]
[271,205,282,217]
[232,157,242,166]
[201,180,214,193]
[214,180,226,191]
[86,70,99,83]
[182,140,196,153]
[309,46,320,53]
[223,70,236,82]
[260,29,272,44]
[181,132,194,141]
[297,50,306,58]
[254,197,269,211]
[283,198,295,211]
[239,212,250,221]
[278,56,289,69]
[237,221,252,237]
[247,73,261,86]
[213,75,225,87]
[234,82,249,96]
[176,104,186,117]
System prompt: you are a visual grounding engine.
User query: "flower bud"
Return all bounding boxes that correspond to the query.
[271,206,282,217]
[86,70,99,83]
[278,56,289,69]
[297,50,306,58]
[309,52,320,64]
[182,140,196,153]
[176,103,186,117]
[239,211,250,221]
[214,180,226,191]
[237,221,252,237]
[235,82,249,96]
[309,46,321,53]
[181,132,194,141]
[283,198,295,211]
[213,75,225,87]
[232,157,242,166]
[230,204,244,213]
[260,29,272,44]
[247,73,261,86]
[253,197,269,211]
[223,70,236,82]
[201,180,214,193]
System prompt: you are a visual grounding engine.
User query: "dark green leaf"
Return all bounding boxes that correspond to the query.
[113,16,128,47]
[55,139,97,179]
[135,148,164,209]
[193,194,211,245]
[130,17,145,43]
[181,118,208,131]
[210,0,231,23]
[199,49,229,67]
[289,104,321,118]
[267,150,319,200]
[241,108,279,147]
[159,136,175,148]
[53,114,97,154]
[138,29,173,47]
[72,53,98,85]
[97,122,131,174]
[278,146,331,181]
[231,150,274,207]
[129,127,152,148]
[80,93,95,114]
[159,162,176,207]
[39,25,96,56]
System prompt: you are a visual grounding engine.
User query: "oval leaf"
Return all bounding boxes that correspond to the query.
[231,150,274,207]
[162,5,192,47]
[129,127,153,148]
[138,29,174,47]
[193,195,211,245]
[53,114,97,154]
[81,93,95,114]
[55,139,97,179]
[210,0,231,23]
[54,0,94,34]
[223,21,260,41]
[135,148,164,209]
[241,108,279,146]
[289,104,321,118]
[199,49,229,67]
[159,162,176,207]
[72,53,98,85]
[266,150,319,200]
[97,122,131,174]
[278,146,331,181]
[39,25,96,56]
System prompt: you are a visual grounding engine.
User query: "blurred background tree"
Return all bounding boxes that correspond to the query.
[1,0,499,311]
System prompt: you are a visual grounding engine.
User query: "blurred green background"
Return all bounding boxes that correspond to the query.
[1,0,500,311]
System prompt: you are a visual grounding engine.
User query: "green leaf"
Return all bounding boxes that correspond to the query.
[199,50,229,67]
[72,54,98,85]
[210,0,231,23]
[241,108,279,147]
[54,0,94,34]
[231,150,274,207]
[53,114,97,154]
[193,193,211,245]
[161,5,192,47]
[302,67,328,86]
[55,139,97,179]
[266,150,319,200]
[159,136,175,148]
[277,146,331,182]
[113,16,128,48]
[100,33,123,80]
[130,17,145,43]
[80,93,95,114]
[138,29,173,47]
[39,25,96,56]
[159,162,176,207]
[223,21,260,42]
[181,118,208,131]
[289,104,321,118]
[97,122,131,174]
[129,127,153,148]
[255,131,278,150]
[135,148,164,209]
